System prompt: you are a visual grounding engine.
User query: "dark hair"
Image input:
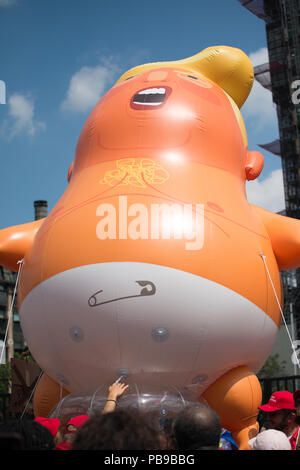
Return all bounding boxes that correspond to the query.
[282,409,296,415]
[173,403,221,451]
[0,420,54,450]
[272,409,296,418]
[72,408,165,450]
[295,397,300,407]
[144,410,178,450]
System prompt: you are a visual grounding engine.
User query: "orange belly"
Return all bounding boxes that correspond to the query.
[18,159,282,329]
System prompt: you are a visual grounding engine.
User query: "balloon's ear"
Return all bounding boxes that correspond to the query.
[245,151,264,181]
[67,161,74,183]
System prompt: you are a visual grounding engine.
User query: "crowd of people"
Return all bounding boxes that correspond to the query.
[0,383,299,451]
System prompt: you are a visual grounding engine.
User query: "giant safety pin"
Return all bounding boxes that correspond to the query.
[88,280,156,307]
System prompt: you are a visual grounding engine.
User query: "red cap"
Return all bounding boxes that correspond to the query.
[259,391,296,412]
[66,414,89,432]
[55,441,73,450]
[34,417,61,436]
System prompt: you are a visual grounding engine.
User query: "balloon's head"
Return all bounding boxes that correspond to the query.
[70,46,263,182]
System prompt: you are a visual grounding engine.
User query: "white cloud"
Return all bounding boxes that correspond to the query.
[249,47,269,68]
[3,93,45,139]
[246,168,285,213]
[242,47,278,132]
[0,0,16,6]
[61,59,120,113]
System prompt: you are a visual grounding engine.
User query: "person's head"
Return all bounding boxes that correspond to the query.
[63,415,89,444]
[34,417,62,446]
[145,410,178,450]
[72,408,165,450]
[0,419,55,450]
[293,389,300,426]
[248,429,291,450]
[259,391,297,435]
[159,413,178,450]
[173,403,221,450]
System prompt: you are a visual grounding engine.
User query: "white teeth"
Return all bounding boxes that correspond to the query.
[138,88,166,95]
[135,101,161,106]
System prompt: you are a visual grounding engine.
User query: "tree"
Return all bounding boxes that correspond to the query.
[0,362,11,394]
[258,354,287,379]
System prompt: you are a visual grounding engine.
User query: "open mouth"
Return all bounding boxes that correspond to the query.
[131,86,172,110]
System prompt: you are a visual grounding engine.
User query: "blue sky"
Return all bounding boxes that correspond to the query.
[0,0,284,229]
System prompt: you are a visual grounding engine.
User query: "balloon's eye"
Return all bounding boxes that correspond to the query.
[178,73,199,80]
[179,73,213,89]
[124,76,135,81]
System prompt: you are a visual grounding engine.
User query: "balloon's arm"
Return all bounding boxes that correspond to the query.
[0,218,45,272]
[251,204,300,270]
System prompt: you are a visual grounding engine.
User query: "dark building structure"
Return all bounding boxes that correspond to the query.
[239,0,300,341]
[0,201,48,363]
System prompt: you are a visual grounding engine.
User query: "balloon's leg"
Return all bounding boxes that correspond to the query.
[33,373,70,417]
[201,365,261,450]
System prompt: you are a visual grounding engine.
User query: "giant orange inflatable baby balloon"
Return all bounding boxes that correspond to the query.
[1,46,300,449]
